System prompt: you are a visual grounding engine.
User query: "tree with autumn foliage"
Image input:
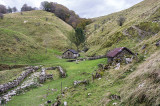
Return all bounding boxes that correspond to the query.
[41,1,92,29]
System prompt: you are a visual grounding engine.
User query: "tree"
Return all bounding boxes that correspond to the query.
[117,16,126,26]
[0,4,7,14]
[40,1,92,29]
[41,1,51,11]
[68,28,85,51]
[12,7,17,12]
[68,30,75,48]
[7,6,12,13]
[21,4,35,11]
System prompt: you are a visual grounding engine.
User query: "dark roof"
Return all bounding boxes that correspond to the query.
[63,49,78,54]
[107,47,134,58]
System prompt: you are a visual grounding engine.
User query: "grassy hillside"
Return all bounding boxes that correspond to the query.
[1,0,160,106]
[0,10,74,64]
[6,58,107,106]
[85,0,160,56]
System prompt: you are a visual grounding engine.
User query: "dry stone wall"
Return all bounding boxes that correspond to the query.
[0,66,40,94]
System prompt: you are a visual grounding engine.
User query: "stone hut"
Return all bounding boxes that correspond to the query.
[107,47,134,64]
[62,49,80,59]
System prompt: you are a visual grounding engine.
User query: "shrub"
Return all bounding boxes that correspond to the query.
[117,16,126,26]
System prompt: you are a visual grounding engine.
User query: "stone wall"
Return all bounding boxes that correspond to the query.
[39,67,53,84]
[39,66,66,83]
[112,50,134,64]
[63,51,78,59]
[87,55,106,60]
[57,66,66,78]
[0,66,40,94]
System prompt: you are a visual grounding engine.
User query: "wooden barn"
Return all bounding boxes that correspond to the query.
[107,47,134,64]
[62,49,80,59]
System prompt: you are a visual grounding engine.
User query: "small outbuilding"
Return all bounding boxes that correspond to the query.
[107,47,134,64]
[62,49,80,59]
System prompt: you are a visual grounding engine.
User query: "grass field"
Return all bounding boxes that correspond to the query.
[6,56,107,106]
[0,68,23,84]
[1,0,160,105]
[0,10,74,64]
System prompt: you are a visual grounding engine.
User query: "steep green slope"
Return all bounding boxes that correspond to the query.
[0,28,48,64]
[0,10,74,64]
[85,0,160,56]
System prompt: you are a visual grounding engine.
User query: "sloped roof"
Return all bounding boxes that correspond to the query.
[63,49,78,54]
[107,47,134,58]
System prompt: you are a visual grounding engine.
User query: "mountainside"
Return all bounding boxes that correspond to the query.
[85,0,160,56]
[0,10,74,63]
[1,0,160,106]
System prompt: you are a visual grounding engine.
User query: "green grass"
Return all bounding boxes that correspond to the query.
[86,0,160,55]
[0,10,74,64]
[0,68,23,84]
[2,0,160,105]
[6,58,107,106]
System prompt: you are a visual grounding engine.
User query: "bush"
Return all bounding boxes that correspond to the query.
[117,16,126,26]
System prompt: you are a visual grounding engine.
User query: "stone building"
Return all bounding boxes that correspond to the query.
[62,49,80,59]
[107,47,134,64]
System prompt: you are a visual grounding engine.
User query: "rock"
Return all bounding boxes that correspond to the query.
[138,82,145,88]
[24,20,28,23]
[98,78,102,80]
[65,87,68,90]
[64,101,67,106]
[141,44,147,50]
[115,63,120,70]
[110,95,121,100]
[57,66,66,78]
[47,100,52,103]
[88,93,91,96]
[126,58,133,64]
[52,100,61,106]
[155,40,160,47]
[113,102,117,105]
[74,80,89,86]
